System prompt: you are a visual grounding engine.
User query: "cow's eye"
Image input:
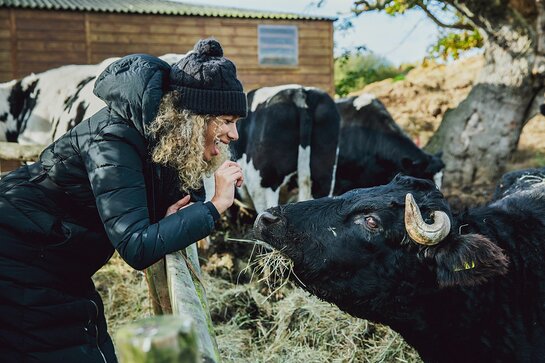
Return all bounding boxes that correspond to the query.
[354,214,381,230]
[365,216,379,229]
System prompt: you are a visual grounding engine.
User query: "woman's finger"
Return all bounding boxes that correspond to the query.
[222,166,243,176]
[225,170,243,182]
[175,195,191,207]
[219,160,239,170]
[179,202,194,210]
[165,195,191,217]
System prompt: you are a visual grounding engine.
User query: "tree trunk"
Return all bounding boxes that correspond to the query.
[426,7,541,188]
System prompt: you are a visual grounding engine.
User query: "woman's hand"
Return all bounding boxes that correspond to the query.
[165,195,192,217]
[211,160,243,214]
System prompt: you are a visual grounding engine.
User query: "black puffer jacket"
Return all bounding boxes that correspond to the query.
[0,54,220,362]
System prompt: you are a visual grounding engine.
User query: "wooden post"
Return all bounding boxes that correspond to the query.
[166,244,221,363]
[115,315,200,363]
[145,259,173,315]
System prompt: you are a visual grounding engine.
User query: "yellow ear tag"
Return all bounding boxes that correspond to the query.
[453,261,476,272]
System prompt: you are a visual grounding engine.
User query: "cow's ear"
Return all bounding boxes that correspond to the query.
[433,234,509,287]
[401,157,418,171]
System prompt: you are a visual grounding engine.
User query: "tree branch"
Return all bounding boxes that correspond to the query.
[353,0,474,30]
[444,1,524,50]
[443,1,489,31]
[415,1,474,30]
[537,0,545,54]
[352,0,391,14]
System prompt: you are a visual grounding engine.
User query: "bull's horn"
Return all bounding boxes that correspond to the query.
[404,193,450,246]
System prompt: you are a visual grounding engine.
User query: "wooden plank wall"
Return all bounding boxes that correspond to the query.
[0,9,334,95]
[0,10,13,82]
[5,9,88,78]
[0,159,23,175]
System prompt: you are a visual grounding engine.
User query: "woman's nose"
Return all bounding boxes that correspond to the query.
[227,123,239,141]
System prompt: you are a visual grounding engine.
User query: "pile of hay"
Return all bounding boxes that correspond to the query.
[207,274,420,363]
[94,247,420,362]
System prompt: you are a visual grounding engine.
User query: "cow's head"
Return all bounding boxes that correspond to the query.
[254,175,508,319]
[400,152,444,182]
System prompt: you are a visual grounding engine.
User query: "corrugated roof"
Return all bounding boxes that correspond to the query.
[0,0,336,21]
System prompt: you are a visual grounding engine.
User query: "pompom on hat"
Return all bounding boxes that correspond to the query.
[169,38,247,117]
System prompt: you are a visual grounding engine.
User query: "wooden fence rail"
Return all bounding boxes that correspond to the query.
[0,141,45,161]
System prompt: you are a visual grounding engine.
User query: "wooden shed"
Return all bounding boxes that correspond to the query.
[0,0,335,94]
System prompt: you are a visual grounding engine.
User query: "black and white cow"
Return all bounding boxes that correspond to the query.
[0,61,111,144]
[0,54,183,144]
[254,168,545,362]
[334,93,444,194]
[230,85,341,213]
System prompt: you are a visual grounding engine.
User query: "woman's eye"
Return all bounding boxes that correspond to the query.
[365,216,379,229]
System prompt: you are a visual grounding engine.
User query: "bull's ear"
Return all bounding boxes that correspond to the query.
[433,234,509,287]
[401,157,419,172]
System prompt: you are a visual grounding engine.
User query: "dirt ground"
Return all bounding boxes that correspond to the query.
[95,55,545,362]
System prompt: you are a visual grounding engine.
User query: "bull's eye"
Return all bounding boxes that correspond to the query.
[354,214,380,230]
[365,216,379,229]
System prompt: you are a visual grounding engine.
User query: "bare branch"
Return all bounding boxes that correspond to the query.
[352,0,473,30]
[442,1,504,45]
[415,1,474,30]
[443,1,481,25]
[352,0,390,14]
[537,0,545,54]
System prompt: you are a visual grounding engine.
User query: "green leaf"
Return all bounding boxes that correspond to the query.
[429,29,483,60]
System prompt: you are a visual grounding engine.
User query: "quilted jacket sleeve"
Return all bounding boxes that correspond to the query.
[83,121,217,270]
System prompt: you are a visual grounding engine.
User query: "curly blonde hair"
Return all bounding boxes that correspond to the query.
[147,91,230,192]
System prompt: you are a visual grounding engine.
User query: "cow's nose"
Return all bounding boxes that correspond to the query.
[256,211,281,226]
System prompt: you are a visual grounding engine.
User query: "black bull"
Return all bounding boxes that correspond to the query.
[254,170,545,362]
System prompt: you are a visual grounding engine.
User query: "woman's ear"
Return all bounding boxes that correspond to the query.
[432,234,509,287]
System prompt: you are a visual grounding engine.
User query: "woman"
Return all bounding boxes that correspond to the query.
[0,38,246,362]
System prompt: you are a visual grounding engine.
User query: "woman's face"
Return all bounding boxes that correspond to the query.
[203,115,240,161]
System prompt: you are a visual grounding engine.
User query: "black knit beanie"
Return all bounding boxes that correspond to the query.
[169,38,247,117]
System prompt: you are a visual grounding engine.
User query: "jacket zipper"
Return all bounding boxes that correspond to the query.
[90,299,108,363]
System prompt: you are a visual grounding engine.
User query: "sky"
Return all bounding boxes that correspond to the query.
[178,0,443,65]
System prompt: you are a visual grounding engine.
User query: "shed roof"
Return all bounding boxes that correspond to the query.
[0,0,336,21]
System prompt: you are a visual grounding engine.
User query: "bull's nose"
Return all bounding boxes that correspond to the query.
[256,211,281,225]
[254,210,285,243]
